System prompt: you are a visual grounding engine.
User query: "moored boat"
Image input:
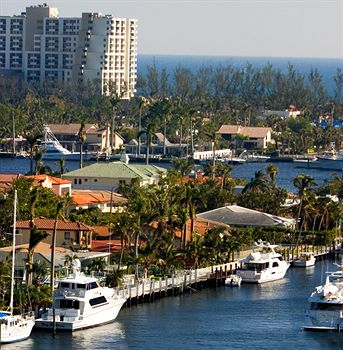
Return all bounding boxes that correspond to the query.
[293,252,316,267]
[304,266,343,331]
[225,274,242,287]
[235,240,290,283]
[35,259,127,331]
[1,190,35,344]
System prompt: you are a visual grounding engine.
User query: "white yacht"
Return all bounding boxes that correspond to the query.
[304,267,343,331]
[293,252,316,267]
[40,125,81,161]
[235,241,290,283]
[35,260,127,331]
[1,190,35,343]
[311,143,343,171]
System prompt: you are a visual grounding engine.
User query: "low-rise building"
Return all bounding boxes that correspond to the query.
[70,189,127,213]
[48,123,124,153]
[217,125,273,149]
[63,161,166,191]
[25,174,72,196]
[15,217,93,250]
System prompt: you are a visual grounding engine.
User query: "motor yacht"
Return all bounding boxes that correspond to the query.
[235,240,290,283]
[225,274,242,287]
[304,266,343,331]
[35,259,127,331]
[40,125,81,161]
[293,252,316,267]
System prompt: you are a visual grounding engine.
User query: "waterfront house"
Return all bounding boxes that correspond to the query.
[25,174,72,196]
[63,161,167,191]
[217,125,273,149]
[15,217,93,250]
[0,242,110,279]
[125,132,187,156]
[70,189,127,213]
[197,205,295,228]
[0,173,23,192]
[49,123,124,153]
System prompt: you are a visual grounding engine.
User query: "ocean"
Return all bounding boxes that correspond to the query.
[138,54,343,95]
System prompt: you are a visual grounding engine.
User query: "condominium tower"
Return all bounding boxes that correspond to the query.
[0,4,138,97]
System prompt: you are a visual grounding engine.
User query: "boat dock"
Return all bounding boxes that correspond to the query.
[114,243,342,307]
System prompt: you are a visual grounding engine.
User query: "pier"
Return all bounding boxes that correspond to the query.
[114,243,342,307]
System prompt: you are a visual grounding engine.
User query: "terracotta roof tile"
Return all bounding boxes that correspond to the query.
[25,175,72,185]
[15,217,92,231]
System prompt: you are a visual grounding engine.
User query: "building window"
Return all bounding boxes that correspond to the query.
[78,179,81,184]
[74,179,77,184]
[64,232,71,240]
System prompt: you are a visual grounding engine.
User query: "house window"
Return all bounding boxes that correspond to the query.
[94,179,97,182]
[74,179,77,184]
[78,179,81,184]
[64,232,71,240]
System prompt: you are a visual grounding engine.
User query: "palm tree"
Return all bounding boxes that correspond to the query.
[26,186,48,285]
[293,174,317,231]
[77,122,87,169]
[204,130,220,180]
[266,164,278,189]
[138,123,156,165]
[26,133,41,174]
[216,163,233,189]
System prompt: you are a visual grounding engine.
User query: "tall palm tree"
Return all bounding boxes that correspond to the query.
[26,186,48,285]
[138,123,156,165]
[293,174,316,231]
[77,122,87,169]
[26,133,41,174]
[266,164,278,189]
[204,130,220,180]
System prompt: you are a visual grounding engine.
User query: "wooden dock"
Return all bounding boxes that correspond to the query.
[115,243,342,307]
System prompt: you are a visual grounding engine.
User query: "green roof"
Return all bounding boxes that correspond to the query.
[63,162,166,180]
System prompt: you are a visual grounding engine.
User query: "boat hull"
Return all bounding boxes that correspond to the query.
[304,309,343,332]
[293,259,316,267]
[0,317,35,344]
[35,298,126,332]
[309,158,343,171]
[236,264,289,284]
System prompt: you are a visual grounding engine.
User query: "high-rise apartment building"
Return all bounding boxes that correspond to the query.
[0,4,138,98]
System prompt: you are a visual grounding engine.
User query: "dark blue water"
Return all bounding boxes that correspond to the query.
[138,55,343,94]
[0,158,338,192]
[5,260,343,349]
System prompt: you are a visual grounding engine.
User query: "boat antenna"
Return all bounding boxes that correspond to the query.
[9,190,17,316]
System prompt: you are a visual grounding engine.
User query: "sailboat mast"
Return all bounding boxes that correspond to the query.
[12,114,16,156]
[9,190,17,316]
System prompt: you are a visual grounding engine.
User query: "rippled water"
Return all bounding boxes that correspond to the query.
[4,260,343,350]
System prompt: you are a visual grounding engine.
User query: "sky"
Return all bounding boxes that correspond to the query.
[0,0,342,59]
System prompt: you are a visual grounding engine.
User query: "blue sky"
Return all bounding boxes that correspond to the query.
[1,0,342,58]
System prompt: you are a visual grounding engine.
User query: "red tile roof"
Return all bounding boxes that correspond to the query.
[91,239,122,252]
[72,194,109,206]
[15,217,92,231]
[217,125,272,138]
[0,173,23,188]
[25,175,71,185]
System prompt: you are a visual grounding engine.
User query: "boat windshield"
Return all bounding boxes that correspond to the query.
[244,262,269,271]
[58,299,80,309]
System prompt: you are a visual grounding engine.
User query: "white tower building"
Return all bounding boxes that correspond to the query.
[0,4,137,97]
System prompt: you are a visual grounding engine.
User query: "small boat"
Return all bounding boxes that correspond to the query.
[35,259,127,331]
[310,143,343,171]
[293,252,316,267]
[235,240,290,283]
[1,190,35,343]
[304,265,343,331]
[40,125,82,161]
[293,156,317,163]
[225,274,242,287]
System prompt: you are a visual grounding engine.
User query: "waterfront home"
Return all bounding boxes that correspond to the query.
[25,174,72,196]
[125,132,187,156]
[15,217,93,250]
[70,189,127,213]
[197,205,295,228]
[63,161,167,191]
[0,242,110,279]
[0,173,23,192]
[49,123,124,153]
[217,125,273,149]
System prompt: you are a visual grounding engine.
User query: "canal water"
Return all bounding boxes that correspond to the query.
[0,158,339,192]
[4,259,343,349]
